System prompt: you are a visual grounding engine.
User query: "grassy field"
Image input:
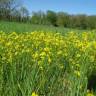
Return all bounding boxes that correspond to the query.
[0,21,87,33]
[0,21,96,96]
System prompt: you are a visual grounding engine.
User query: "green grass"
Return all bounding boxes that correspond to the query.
[0,21,87,34]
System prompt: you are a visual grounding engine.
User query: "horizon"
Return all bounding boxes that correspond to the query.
[22,0,96,15]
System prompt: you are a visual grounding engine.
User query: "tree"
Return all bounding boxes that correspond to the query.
[46,10,57,26]
[87,16,96,29]
[0,0,20,20]
[19,6,29,22]
[31,11,46,24]
[56,12,70,27]
[31,11,41,24]
[76,15,87,29]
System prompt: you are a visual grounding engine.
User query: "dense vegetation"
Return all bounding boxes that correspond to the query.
[0,29,96,96]
[0,0,96,29]
[0,0,96,96]
[0,21,86,33]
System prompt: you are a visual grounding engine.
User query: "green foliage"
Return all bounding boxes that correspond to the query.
[0,21,79,33]
[46,10,57,26]
[56,12,70,27]
[0,30,96,96]
[30,11,96,29]
[0,0,96,29]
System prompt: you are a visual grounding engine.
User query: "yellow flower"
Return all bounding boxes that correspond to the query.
[40,52,46,57]
[87,93,94,96]
[76,54,81,58]
[31,92,38,96]
[48,57,51,63]
[86,90,94,96]
[33,52,39,59]
[44,47,50,52]
[74,70,80,77]
[6,41,12,46]
[57,50,62,55]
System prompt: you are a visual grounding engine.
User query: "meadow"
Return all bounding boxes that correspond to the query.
[0,21,96,96]
[0,21,86,33]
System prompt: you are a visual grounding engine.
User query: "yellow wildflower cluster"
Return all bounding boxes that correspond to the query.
[0,31,96,71]
[86,90,94,96]
[32,92,38,96]
[0,31,96,96]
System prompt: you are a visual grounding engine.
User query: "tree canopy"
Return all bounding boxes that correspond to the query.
[0,1,96,29]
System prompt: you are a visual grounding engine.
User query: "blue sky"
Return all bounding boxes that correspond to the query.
[22,0,96,15]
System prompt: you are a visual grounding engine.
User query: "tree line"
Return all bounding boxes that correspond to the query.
[0,0,96,29]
